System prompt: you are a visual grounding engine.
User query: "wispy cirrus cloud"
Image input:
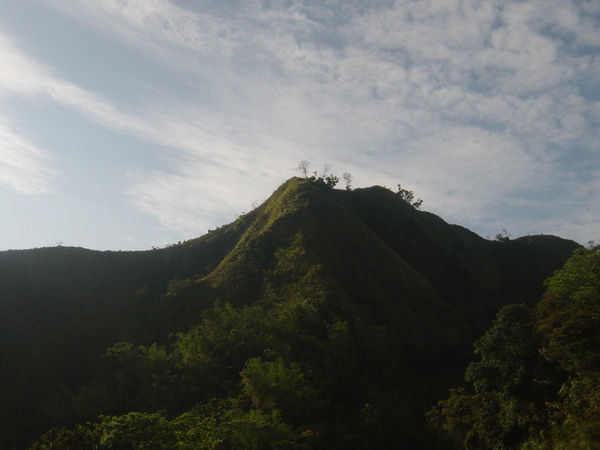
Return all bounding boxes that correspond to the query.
[0,33,59,194]
[0,23,303,237]
[0,116,56,194]
[33,0,600,242]
[0,25,276,200]
[0,30,153,140]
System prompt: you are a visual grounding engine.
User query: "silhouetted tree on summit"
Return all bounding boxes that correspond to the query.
[397,184,423,208]
[296,160,310,178]
[343,172,353,190]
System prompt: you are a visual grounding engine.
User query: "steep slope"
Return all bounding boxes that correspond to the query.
[197,178,472,365]
[332,186,579,333]
[0,177,580,448]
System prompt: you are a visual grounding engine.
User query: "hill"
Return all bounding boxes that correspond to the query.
[0,177,579,448]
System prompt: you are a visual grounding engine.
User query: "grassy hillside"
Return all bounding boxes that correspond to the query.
[0,177,579,448]
[333,185,579,332]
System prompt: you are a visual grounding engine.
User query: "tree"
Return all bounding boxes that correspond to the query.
[532,245,600,447]
[296,161,343,189]
[536,245,600,375]
[240,357,322,424]
[429,246,600,449]
[342,172,354,190]
[324,174,339,189]
[495,228,511,242]
[539,244,600,311]
[32,411,221,449]
[428,304,560,448]
[396,184,423,208]
[219,407,298,448]
[296,160,310,178]
[31,424,101,450]
[320,164,332,179]
[99,412,177,449]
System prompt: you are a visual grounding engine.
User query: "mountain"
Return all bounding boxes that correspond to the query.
[0,177,579,448]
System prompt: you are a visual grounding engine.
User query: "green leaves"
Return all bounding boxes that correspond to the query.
[542,245,600,308]
[466,304,541,395]
[99,412,177,449]
[396,184,423,209]
[430,246,600,448]
[241,357,322,423]
[33,412,221,449]
[429,304,556,448]
[537,246,600,375]
[532,246,600,447]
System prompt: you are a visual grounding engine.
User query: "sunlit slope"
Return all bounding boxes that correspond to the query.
[171,179,469,380]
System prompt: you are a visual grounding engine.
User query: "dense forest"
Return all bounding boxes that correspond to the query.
[1,177,592,449]
[428,245,600,448]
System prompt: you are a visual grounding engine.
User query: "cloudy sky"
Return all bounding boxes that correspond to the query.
[0,0,598,250]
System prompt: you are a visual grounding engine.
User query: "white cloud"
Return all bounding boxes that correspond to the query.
[0,115,57,194]
[0,34,58,194]
[0,20,306,233]
[126,153,292,235]
[30,0,600,243]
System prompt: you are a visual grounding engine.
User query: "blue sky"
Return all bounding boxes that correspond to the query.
[0,0,598,250]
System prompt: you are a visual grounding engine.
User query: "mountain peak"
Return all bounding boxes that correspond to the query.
[0,178,580,448]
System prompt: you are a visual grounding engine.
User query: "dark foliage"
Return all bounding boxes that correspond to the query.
[429,245,600,449]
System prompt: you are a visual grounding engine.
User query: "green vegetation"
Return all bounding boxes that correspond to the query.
[428,245,600,448]
[396,184,423,209]
[0,177,584,449]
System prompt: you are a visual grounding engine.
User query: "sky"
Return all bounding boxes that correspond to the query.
[0,0,598,251]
